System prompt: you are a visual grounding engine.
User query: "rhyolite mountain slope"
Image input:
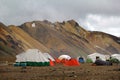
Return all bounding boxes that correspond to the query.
[0,22,49,61]
[20,20,120,57]
[0,20,120,61]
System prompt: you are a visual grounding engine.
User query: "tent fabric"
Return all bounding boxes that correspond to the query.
[58,55,71,60]
[43,53,55,61]
[55,59,61,63]
[87,53,107,62]
[63,59,80,66]
[15,49,51,66]
[86,58,93,63]
[78,57,85,63]
[111,54,120,61]
[49,59,54,66]
[16,49,49,62]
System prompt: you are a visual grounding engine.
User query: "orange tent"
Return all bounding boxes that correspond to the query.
[63,59,80,66]
[56,55,80,66]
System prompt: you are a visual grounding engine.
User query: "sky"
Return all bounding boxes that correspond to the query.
[0,0,120,37]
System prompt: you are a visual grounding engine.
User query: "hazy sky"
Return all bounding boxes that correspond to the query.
[0,0,120,37]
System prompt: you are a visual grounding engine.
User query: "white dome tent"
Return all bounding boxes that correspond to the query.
[15,49,50,66]
[87,53,107,62]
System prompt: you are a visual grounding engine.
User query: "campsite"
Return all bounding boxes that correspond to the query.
[1,1,120,80]
[0,49,120,80]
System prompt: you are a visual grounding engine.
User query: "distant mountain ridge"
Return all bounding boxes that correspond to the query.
[0,20,120,61]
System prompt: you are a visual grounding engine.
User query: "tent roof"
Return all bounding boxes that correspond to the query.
[43,53,55,61]
[112,54,120,56]
[111,54,120,61]
[58,55,71,60]
[16,49,49,62]
[87,53,107,62]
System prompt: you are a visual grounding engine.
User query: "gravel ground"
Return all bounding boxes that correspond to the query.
[0,63,120,80]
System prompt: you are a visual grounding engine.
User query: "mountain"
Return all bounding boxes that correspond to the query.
[0,20,120,61]
[20,20,120,57]
[0,22,49,61]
